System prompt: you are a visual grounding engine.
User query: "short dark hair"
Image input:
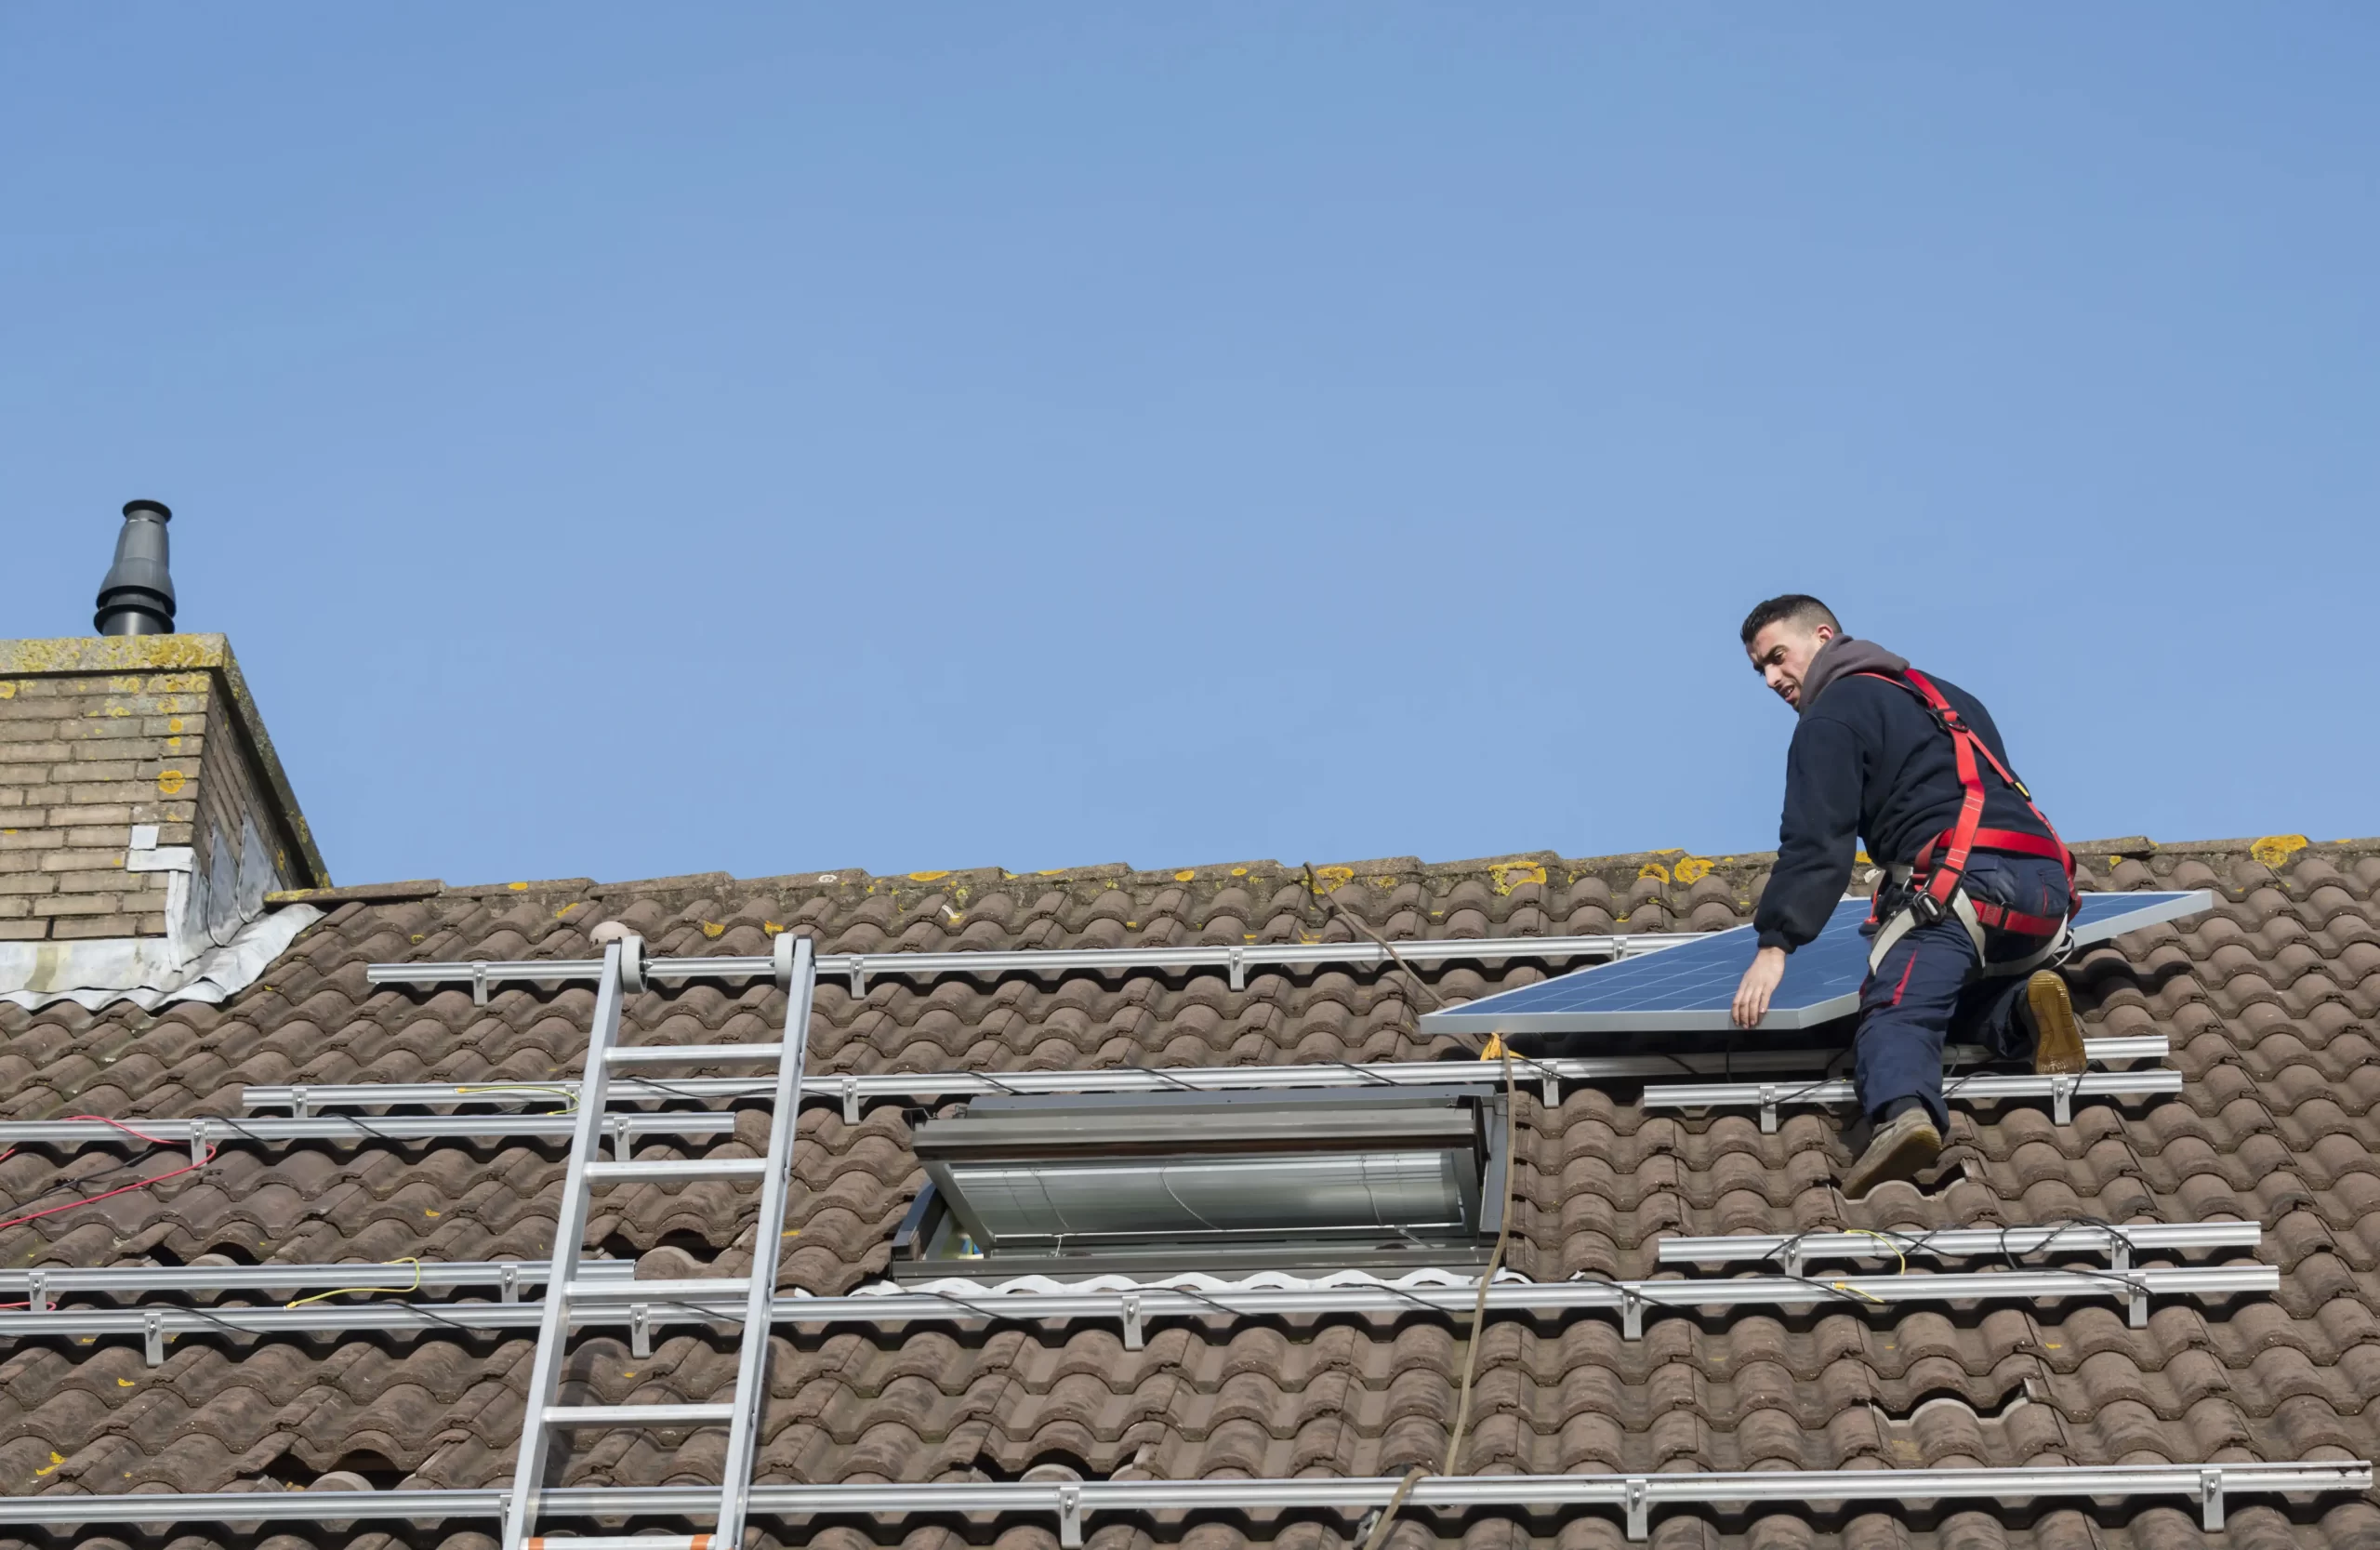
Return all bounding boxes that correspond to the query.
[1739,593,1841,646]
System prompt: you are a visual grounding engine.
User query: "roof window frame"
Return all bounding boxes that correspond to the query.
[892,1084,1510,1281]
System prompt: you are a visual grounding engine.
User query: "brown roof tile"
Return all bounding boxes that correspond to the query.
[0,841,2375,1544]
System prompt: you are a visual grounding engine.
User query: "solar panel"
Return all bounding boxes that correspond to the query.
[1420,890,2215,1035]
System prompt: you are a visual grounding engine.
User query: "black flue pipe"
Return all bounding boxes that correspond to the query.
[94,500,177,636]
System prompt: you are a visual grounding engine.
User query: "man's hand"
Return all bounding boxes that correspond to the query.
[1731,946,1788,1028]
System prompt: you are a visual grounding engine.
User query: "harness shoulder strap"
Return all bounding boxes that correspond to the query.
[1850,668,2076,907]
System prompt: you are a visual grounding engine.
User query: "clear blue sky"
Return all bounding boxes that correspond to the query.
[4,7,2373,887]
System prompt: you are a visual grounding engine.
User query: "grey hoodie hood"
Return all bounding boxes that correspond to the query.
[1798,635,1910,717]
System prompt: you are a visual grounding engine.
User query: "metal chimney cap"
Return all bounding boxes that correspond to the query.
[94,499,178,637]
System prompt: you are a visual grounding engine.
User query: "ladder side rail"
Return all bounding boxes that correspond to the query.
[503,938,634,1550]
[716,937,816,1548]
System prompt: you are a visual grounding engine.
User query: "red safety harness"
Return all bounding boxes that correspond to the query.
[1856,668,2078,974]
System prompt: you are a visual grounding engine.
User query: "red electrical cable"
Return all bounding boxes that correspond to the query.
[0,1116,217,1236]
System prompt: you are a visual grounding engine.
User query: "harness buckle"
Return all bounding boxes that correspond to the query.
[1909,893,1946,928]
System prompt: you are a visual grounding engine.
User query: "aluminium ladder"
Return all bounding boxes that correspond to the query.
[503,931,817,1550]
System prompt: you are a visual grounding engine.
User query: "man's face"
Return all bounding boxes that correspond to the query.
[1746,619,1836,709]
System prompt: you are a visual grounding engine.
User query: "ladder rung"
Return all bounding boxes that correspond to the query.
[565,1277,752,1303]
[583,1158,769,1183]
[528,1538,714,1550]
[605,1042,787,1066]
[542,1402,736,1427]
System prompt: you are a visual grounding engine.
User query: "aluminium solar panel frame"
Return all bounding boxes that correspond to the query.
[0,1258,634,1310]
[0,1460,2362,1541]
[239,1036,2171,1123]
[11,934,2334,1543]
[33,914,2266,1533]
[0,1111,739,1163]
[0,1212,2248,1315]
[1421,890,2218,1035]
[0,1264,2281,1362]
[1658,1221,2263,1278]
[364,931,1702,1003]
[1646,1067,2185,1131]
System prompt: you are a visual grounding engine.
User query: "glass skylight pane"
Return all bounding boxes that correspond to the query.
[949,1149,1462,1244]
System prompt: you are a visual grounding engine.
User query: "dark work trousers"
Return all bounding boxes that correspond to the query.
[1854,854,2074,1130]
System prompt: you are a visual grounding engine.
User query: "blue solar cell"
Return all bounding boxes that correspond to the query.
[1420,891,2213,1035]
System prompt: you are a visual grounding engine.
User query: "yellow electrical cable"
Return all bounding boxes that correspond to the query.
[1844,1227,1908,1275]
[286,1258,423,1308]
[1823,1228,1902,1303]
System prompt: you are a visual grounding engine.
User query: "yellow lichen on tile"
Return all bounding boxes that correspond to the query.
[0,635,225,674]
[1490,862,1547,894]
[2249,834,2308,868]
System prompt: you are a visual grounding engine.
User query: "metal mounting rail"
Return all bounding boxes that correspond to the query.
[0,1461,2360,1541]
[1659,1222,2262,1278]
[242,1037,2170,1123]
[0,1112,736,1163]
[0,1214,2241,1309]
[1645,1068,2184,1130]
[366,930,1702,1002]
[0,1265,2279,1363]
[0,1259,633,1308]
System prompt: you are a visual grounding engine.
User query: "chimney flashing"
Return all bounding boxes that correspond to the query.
[126,824,196,874]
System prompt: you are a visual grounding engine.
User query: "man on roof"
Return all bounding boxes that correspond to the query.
[1730,593,2086,1198]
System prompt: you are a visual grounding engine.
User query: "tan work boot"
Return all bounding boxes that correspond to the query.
[2026,970,2085,1075]
[1844,1106,1942,1199]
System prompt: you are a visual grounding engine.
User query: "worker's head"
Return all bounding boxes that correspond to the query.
[1739,593,1841,709]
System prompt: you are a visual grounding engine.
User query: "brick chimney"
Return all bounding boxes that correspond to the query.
[0,634,327,952]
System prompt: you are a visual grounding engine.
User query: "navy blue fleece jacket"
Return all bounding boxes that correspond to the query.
[1752,639,2056,952]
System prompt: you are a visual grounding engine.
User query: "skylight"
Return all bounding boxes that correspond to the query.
[893,1085,1509,1279]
